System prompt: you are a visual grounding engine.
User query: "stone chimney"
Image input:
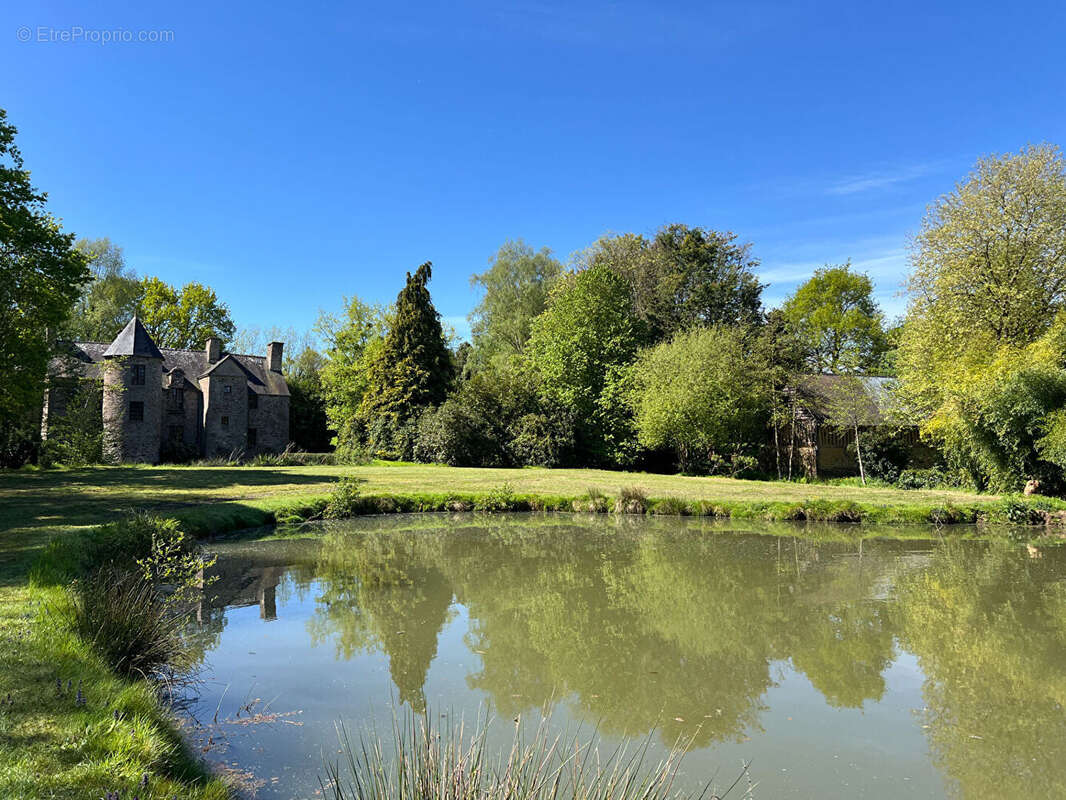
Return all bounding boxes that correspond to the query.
[206,337,221,364]
[267,341,283,372]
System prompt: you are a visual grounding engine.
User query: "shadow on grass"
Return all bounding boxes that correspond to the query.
[0,467,339,586]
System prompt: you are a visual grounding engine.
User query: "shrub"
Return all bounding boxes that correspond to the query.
[650,496,689,515]
[896,466,970,490]
[135,517,216,606]
[615,486,648,515]
[59,567,192,681]
[572,487,609,513]
[414,400,505,467]
[475,483,525,512]
[39,380,103,467]
[324,478,365,519]
[35,512,187,582]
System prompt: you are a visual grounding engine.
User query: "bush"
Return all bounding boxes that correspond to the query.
[39,380,103,467]
[59,567,192,681]
[650,496,689,515]
[572,487,609,513]
[324,478,365,519]
[896,466,970,490]
[508,410,576,467]
[615,486,648,515]
[414,399,505,467]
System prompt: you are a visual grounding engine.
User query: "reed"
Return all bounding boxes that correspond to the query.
[322,710,755,800]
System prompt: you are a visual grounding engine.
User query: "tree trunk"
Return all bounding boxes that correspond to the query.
[773,410,782,480]
[787,403,797,481]
[854,423,866,486]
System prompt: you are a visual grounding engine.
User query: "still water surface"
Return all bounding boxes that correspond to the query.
[187,515,1066,799]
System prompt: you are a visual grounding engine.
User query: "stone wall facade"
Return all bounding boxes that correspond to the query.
[200,364,249,457]
[103,356,163,464]
[248,393,290,455]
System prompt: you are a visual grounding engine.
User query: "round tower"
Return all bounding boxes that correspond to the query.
[102,317,165,464]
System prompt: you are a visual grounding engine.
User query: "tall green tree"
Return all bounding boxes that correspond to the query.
[580,225,764,342]
[467,240,563,372]
[781,263,887,373]
[897,145,1066,487]
[137,277,236,349]
[318,297,390,454]
[357,263,453,458]
[525,263,642,465]
[67,238,142,342]
[631,325,770,474]
[898,144,1066,418]
[0,108,89,438]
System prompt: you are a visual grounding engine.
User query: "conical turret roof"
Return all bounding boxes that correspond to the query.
[103,316,164,359]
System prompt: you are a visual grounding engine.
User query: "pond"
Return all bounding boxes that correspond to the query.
[185,514,1066,799]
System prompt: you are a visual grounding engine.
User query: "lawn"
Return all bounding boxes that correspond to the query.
[0,461,1026,799]
[0,463,1000,575]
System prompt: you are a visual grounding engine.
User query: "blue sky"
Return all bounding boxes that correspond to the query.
[4,0,1065,343]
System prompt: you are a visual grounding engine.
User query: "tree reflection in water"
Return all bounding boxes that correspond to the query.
[198,516,1066,797]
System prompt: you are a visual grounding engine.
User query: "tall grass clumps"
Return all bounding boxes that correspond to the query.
[615,486,649,515]
[58,566,193,681]
[322,711,755,800]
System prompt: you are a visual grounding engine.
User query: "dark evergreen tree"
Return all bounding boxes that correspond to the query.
[357,262,453,458]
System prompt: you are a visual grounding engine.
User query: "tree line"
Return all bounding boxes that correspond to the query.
[5,99,1066,493]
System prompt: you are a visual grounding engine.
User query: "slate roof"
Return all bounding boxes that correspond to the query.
[794,374,901,426]
[52,340,289,397]
[102,316,164,360]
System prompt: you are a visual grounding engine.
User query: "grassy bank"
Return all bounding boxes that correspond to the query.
[1,461,1060,799]
[1,462,1051,571]
[0,583,229,799]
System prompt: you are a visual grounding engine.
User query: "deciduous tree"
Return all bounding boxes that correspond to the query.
[467,240,563,372]
[67,238,142,342]
[898,144,1066,418]
[526,263,641,465]
[0,108,89,436]
[631,325,770,473]
[781,263,887,373]
[138,277,236,349]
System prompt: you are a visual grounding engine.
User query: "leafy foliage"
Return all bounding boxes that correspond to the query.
[413,370,575,467]
[66,238,142,342]
[526,263,642,466]
[319,296,390,455]
[137,277,236,349]
[781,262,887,373]
[578,224,763,342]
[0,108,90,430]
[898,144,1066,419]
[467,239,563,372]
[357,263,453,459]
[39,378,103,467]
[631,325,770,473]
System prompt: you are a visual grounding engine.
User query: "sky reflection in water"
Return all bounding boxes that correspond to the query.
[187,515,1066,800]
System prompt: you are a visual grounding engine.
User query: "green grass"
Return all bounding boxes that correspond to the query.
[0,584,229,800]
[0,462,1021,575]
[0,461,1057,799]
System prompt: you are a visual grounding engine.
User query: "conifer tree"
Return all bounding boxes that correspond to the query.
[358,262,453,457]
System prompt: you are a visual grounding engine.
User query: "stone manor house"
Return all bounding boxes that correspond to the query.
[42,316,290,463]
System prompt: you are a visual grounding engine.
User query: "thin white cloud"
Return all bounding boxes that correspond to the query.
[826,163,938,196]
